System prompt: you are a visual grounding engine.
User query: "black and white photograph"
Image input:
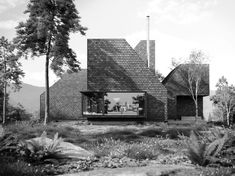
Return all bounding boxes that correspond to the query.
[0,0,235,175]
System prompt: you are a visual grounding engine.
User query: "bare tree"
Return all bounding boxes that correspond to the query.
[173,50,209,121]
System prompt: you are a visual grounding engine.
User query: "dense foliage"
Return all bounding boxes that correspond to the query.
[211,76,235,126]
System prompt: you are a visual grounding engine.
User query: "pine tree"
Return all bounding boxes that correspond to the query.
[14,0,87,125]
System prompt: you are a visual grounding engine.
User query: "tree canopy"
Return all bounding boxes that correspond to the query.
[14,0,87,76]
[0,36,25,123]
[211,76,235,126]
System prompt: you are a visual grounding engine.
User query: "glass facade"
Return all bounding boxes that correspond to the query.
[82,92,146,117]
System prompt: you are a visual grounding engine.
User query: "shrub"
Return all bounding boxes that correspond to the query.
[7,104,32,122]
[0,133,19,156]
[0,159,44,176]
[124,142,159,160]
[185,130,229,166]
[90,138,127,158]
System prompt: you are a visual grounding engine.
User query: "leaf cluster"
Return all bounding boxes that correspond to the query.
[0,36,24,89]
[185,129,231,166]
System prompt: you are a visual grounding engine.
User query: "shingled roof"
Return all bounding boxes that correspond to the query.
[40,69,87,119]
[87,39,165,92]
[162,64,209,97]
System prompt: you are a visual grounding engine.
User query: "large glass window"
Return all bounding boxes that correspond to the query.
[82,92,104,115]
[82,92,146,117]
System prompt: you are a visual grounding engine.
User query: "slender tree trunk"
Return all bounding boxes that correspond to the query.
[194,99,198,123]
[226,112,230,127]
[44,36,52,125]
[2,53,6,124]
[44,54,50,125]
[2,81,6,124]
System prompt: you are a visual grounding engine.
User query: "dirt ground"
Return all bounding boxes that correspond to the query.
[58,164,198,176]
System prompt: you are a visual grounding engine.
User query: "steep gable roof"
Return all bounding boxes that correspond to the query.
[41,69,87,96]
[162,64,209,96]
[87,39,166,92]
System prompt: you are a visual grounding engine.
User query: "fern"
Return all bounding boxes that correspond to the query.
[205,131,228,158]
[186,131,208,165]
[185,130,229,166]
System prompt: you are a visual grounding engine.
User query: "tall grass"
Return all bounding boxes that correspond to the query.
[5,121,81,140]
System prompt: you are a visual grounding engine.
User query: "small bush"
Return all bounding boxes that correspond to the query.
[185,130,229,166]
[0,133,19,155]
[7,104,32,122]
[124,143,159,160]
[0,159,44,176]
[90,138,127,158]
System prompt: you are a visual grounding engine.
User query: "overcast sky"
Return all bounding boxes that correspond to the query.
[0,0,235,89]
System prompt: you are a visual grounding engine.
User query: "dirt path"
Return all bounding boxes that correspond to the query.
[58,164,198,176]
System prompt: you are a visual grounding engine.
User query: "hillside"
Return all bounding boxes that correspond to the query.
[8,83,44,113]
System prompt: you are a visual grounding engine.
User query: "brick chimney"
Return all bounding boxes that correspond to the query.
[134,40,155,74]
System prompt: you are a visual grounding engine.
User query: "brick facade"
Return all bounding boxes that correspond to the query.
[40,70,87,120]
[134,40,155,74]
[87,39,167,121]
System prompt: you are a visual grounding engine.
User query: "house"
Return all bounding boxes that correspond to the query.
[162,64,210,120]
[40,39,167,121]
[40,39,209,122]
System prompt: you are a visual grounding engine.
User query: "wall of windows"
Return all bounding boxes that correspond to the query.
[82,92,146,117]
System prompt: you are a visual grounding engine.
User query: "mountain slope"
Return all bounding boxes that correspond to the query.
[8,83,44,113]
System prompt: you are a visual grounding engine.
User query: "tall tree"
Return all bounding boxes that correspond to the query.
[211,76,235,126]
[172,50,208,121]
[14,0,87,125]
[0,36,24,124]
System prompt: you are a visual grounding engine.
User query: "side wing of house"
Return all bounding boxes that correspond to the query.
[40,69,87,120]
[86,39,167,121]
[162,64,209,120]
